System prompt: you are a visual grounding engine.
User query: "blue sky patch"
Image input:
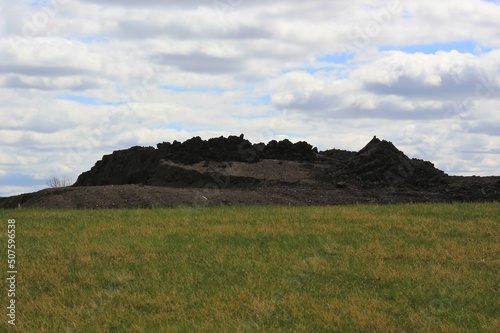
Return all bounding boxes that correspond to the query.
[29,0,52,8]
[58,95,127,106]
[248,95,272,106]
[317,52,353,63]
[282,66,335,75]
[379,41,492,55]
[80,36,110,44]
[161,85,226,94]
[282,66,350,79]
[64,36,109,44]
[0,173,46,187]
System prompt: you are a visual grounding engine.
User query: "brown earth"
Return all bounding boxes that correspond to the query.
[1,136,499,209]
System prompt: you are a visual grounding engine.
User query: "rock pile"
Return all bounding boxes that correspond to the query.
[334,136,448,188]
[74,135,448,189]
[74,135,317,187]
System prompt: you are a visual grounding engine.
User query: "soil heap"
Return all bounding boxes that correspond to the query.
[2,135,499,209]
[328,136,448,188]
[74,135,317,187]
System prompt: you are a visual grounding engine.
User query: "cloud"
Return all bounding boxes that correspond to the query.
[79,0,209,8]
[4,75,102,91]
[154,51,245,74]
[1,0,500,196]
[359,51,500,99]
[267,50,500,121]
[117,18,271,41]
[0,64,90,76]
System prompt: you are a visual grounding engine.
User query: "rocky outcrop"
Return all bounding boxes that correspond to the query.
[74,135,317,187]
[331,136,447,188]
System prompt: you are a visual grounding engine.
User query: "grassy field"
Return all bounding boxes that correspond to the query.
[0,203,499,332]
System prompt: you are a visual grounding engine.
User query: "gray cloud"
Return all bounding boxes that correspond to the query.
[154,52,245,74]
[273,84,462,121]
[79,0,301,9]
[0,64,92,77]
[365,71,500,99]
[118,20,272,40]
[80,0,208,8]
[463,122,500,136]
[275,91,342,112]
[324,104,448,121]
[4,76,101,91]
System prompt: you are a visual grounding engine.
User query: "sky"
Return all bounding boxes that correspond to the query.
[1,0,500,197]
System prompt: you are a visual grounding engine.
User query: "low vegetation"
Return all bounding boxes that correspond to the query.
[45,176,73,188]
[0,203,498,332]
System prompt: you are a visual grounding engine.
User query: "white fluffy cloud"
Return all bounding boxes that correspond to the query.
[1,0,500,196]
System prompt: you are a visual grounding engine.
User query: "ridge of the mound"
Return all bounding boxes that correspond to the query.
[156,134,318,164]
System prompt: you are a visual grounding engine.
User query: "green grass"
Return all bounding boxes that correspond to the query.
[1,203,499,332]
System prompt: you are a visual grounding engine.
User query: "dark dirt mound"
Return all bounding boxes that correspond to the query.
[75,135,317,187]
[74,148,259,189]
[2,135,498,209]
[328,136,447,188]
